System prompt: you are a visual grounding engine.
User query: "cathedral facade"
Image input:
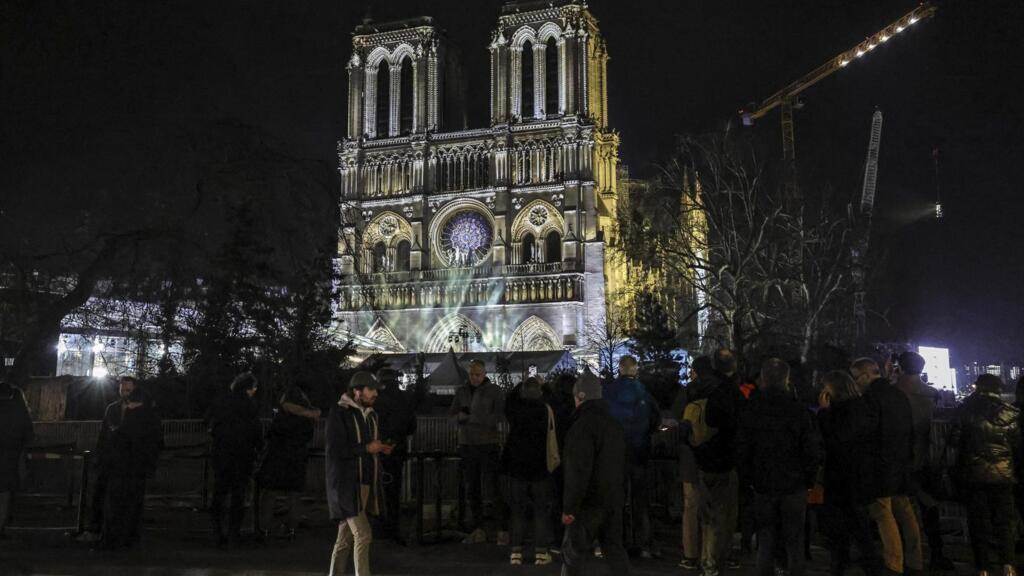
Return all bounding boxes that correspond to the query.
[335,1,623,354]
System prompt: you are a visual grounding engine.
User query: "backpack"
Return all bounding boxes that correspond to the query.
[683,398,718,447]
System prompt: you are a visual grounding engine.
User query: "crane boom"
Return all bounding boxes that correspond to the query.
[860,109,884,215]
[740,2,936,162]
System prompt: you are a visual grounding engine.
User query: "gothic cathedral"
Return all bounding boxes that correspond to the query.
[336,1,624,354]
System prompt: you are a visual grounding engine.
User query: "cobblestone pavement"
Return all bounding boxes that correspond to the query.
[0,504,982,576]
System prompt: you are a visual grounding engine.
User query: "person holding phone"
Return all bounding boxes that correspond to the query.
[326,371,393,576]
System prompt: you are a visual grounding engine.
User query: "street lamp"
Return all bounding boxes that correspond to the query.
[447,324,482,353]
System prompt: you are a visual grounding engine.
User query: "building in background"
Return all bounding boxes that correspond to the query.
[334,1,625,354]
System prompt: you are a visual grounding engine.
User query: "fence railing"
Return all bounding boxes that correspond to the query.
[16,418,969,544]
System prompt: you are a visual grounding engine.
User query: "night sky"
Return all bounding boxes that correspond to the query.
[3,0,1022,364]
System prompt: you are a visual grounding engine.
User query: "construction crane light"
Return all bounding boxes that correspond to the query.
[935,202,944,219]
[840,60,850,67]
[896,26,905,32]
[857,50,865,57]
[880,35,890,42]
[909,17,919,24]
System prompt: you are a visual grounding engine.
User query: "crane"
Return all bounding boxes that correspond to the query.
[740,3,936,164]
[853,109,883,339]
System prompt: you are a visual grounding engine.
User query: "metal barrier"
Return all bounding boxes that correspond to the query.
[21,417,969,544]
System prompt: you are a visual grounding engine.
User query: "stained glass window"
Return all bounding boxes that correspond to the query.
[440,211,492,267]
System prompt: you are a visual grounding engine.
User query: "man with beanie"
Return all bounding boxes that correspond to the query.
[894,351,953,571]
[560,370,631,576]
[327,371,393,576]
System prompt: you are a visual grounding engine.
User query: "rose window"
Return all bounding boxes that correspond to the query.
[377,216,398,238]
[440,211,492,267]
[528,205,548,227]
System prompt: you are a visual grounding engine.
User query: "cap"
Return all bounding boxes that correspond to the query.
[573,371,602,402]
[348,371,379,392]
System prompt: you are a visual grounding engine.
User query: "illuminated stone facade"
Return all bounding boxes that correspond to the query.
[335,1,621,353]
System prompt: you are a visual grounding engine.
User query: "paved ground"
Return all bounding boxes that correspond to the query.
[0,503,982,576]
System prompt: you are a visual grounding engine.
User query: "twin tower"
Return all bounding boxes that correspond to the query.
[336,1,624,356]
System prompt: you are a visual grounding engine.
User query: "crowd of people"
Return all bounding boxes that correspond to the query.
[2,348,1024,576]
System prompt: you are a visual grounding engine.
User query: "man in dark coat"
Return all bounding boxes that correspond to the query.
[950,374,1020,575]
[849,358,923,576]
[502,377,557,565]
[255,380,321,541]
[603,355,660,557]
[737,359,823,576]
[96,376,163,550]
[0,377,34,538]
[894,351,953,571]
[373,367,417,543]
[326,371,392,576]
[206,372,263,547]
[448,359,505,540]
[683,356,742,576]
[560,371,630,576]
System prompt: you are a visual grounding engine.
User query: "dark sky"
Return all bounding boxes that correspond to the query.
[3,0,1022,363]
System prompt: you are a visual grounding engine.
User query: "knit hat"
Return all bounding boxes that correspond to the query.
[573,371,602,402]
[348,371,379,392]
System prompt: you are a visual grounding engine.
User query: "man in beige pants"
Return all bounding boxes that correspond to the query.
[326,372,393,576]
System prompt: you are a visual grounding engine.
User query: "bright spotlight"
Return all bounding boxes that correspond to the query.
[880,35,890,42]
[93,366,109,378]
[935,202,944,219]
[92,342,105,354]
[856,50,865,57]
[839,60,850,67]
[896,26,905,32]
[909,17,918,24]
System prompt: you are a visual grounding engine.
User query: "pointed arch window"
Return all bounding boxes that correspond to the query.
[375,61,390,137]
[522,233,536,264]
[399,57,413,135]
[396,240,411,272]
[545,231,561,263]
[521,41,534,119]
[372,241,388,273]
[545,37,558,115]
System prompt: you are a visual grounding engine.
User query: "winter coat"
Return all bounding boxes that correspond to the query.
[448,378,505,446]
[562,399,626,516]
[603,376,661,465]
[375,385,417,455]
[818,399,875,505]
[502,384,554,481]
[257,387,316,491]
[97,393,163,478]
[895,375,941,471]
[0,385,34,492]
[951,391,1020,486]
[326,395,382,522]
[839,377,915,498]
[689,374,741,473]
[206,391,263,475]
[737,388,823,497]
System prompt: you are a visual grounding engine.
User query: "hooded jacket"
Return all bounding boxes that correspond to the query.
[951,390,1020,485]
[326,394,382,521]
